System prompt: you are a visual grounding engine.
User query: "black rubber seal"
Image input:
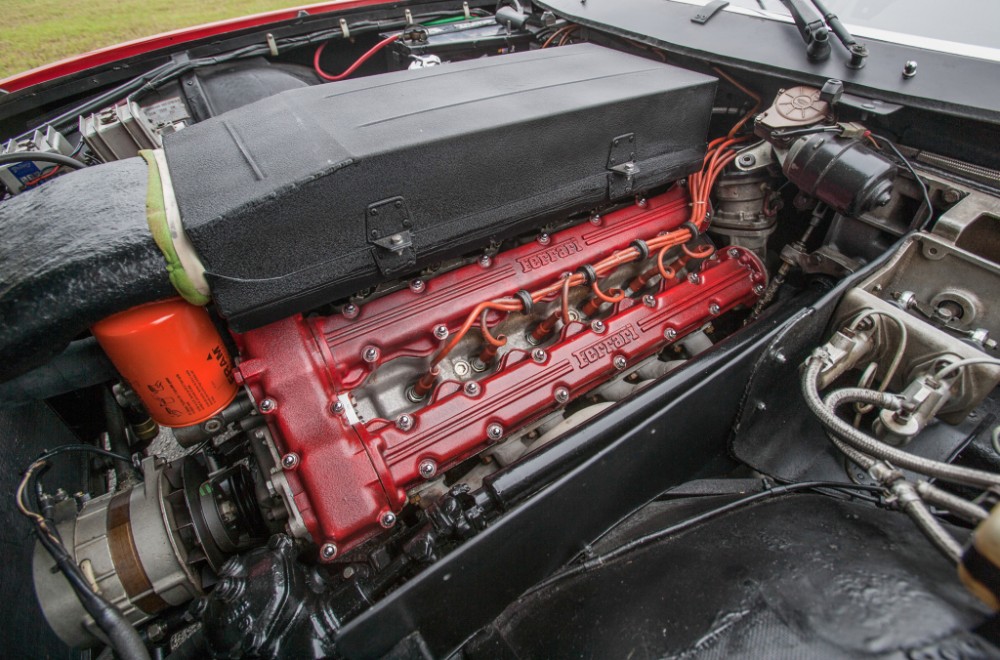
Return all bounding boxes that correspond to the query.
[514,290,534,314]
[576,264,597,285]
[629,240,650,260]
[681,221,701,237]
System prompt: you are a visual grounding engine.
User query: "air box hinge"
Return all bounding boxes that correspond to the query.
[607,133,639,199]
[367,197,416,276]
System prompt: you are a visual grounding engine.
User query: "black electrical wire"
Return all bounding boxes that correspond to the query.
[13,8,490,143]
[870,133,934,229]
[0,151,86,170]
[769,125,841,139]
[17,456,150,660]
[35,443,140,477]
[522,480,886,597]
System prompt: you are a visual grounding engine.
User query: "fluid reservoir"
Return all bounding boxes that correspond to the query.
[92,298,237,427]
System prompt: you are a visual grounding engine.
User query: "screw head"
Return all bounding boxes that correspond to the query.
[532,348,547,363]
[433,324,449,340]
[590,213,602,226]
[902,60,917,78]
[636,197,648,208]
[259,398,276,413]
[362,346,380,363]
[453,360,471,377]
[487,423,504,441]
[343,303,359,319]
[613,356,627,370]
[380,511,397,528]
[773,350,787,364]
[709,303,721,315]
[727,248,740,258]
[554,387,570,404]
[664,328,678,340]
[688,273,701,285]
[479,254,493,268]
[642,294,656,308]
[537,233,551,245]
[409,278,426,293]
[464,381,481,396]
[281,453,299,469]
[419,459,437,479]
[331,401,345,415]
[396,414,414,431]
[320,543,338,561]
[753,284,765,295]
[591,320,606,334]
[203,418,223,433]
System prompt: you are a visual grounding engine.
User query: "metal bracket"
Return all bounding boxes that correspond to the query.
[367,197,416,276]
[692,0,729,24]
[607,133,638,199]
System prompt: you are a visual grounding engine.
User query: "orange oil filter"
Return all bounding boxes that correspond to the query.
[91,298,238,427]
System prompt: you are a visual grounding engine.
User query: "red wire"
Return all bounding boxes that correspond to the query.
[314,34,400,82]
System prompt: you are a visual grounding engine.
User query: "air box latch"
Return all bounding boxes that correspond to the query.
[607,133,639,199]
[367,197,416,276]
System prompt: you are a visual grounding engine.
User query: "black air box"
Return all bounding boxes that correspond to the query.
[164,44,716,330]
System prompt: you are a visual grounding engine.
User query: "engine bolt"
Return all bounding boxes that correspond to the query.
[753,284,765,295]
[259,398,276,413]
[380,512,397,529]
[320,543,338,561]
[554,387,570,404]
[464,381,481,397]
[479,254,493,268]
[636,196,648,208]
[343,303,360,319]
[664,328,678,340]
[537,233,551,245]
[613,356,627,370]
[532,348,547,363]
[203,418,223,433]
[642,295,656,308]
[419,459,438,479]
[409,278,426,293]
[331,401,345,415]
[362,346,380,363]
[591,320,606,334]
[688,273,701,285]
[434,325,449,340]
[902,60,918,79]
[727,248,740,258]
[281,453,299,469]
[396,414,414,431]
[709,303,721,315]
[590,213,602,226]
[486,423,504,441]
[454,360,471,377]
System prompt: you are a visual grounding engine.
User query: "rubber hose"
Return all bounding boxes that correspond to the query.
[891,480,963,563]
[916,481,989,523]
[0,151,86,170]
[802,358,1000,489]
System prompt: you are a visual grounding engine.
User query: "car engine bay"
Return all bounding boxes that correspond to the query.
[2,1,1000,657]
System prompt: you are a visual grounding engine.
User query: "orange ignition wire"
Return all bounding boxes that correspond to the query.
[710,67,762,139]
[682,242,715,259]
[478,342,503,366]
[627,265,661,293]
[530,313,560,344]
[432,299,520,367]
[542,25,574,48]
[412,367,440,400]
[591,281,626,304]
[560,275,573,325]
[480,309,507,347]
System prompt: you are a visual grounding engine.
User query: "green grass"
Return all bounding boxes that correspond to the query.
[0,0,300,80]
